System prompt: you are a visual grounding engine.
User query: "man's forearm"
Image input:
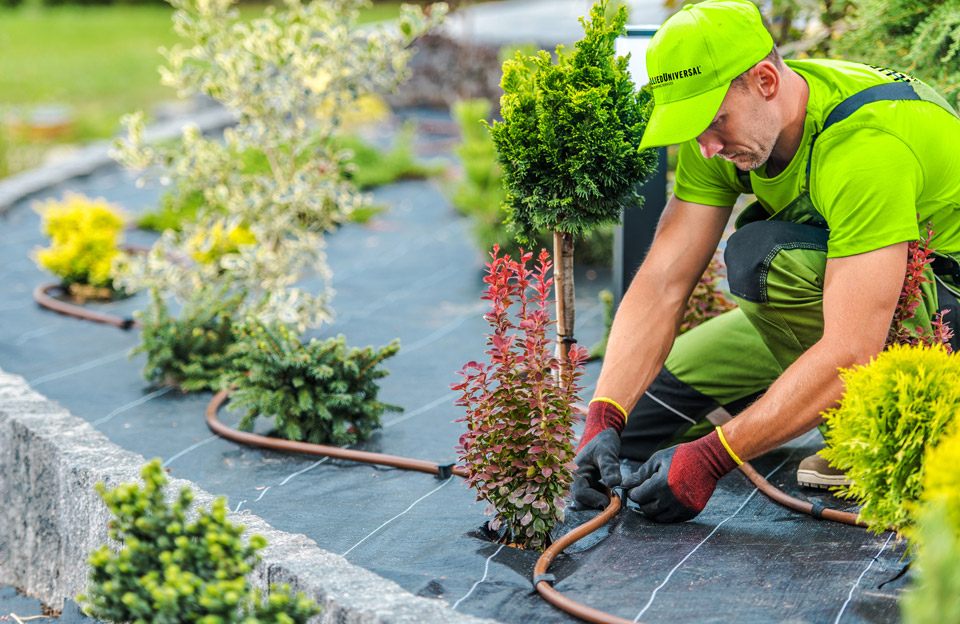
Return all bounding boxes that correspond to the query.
[721,337,874,461]
[589,195,731,419]
[722,242,907,461]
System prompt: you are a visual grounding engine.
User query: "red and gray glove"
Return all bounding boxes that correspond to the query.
[622,428,741,523]
[570,399,628,509]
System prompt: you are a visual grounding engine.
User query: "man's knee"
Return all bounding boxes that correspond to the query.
[724,220,829,303]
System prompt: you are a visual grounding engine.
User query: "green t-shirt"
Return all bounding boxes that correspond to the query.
[673,59,960,258]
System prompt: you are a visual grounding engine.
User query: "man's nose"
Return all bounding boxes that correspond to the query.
[697,132,724,159]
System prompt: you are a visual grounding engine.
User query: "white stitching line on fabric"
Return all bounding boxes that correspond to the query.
[28,349,129,386]
[91,386,173,426]
[341,477,454,557]
[15,323,62,345]
[632,430,817,621]
[643,390,696,424]
[833,532,895,624]
[382,392,457,428]
[162,435,219,467]
[452,543,506,610]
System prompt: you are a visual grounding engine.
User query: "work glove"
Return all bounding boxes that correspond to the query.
[622,428,741,523]
[570,399,628,509]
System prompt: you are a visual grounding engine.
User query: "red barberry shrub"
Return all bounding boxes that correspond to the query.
[453,246,587,551]
[887,222,954,350]
[679,255,737,335]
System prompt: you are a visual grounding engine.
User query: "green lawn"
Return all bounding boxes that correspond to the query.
[0,2,406,143]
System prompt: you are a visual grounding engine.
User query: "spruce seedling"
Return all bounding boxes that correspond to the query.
[227,321,401,445]
[133,286,244,392]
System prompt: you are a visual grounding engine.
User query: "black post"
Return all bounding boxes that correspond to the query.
[613,146,668,304]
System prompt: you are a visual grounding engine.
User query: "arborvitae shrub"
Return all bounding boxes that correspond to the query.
[132,287,244,392]
[451,98,614,266]
[453,247,587,551]
[901,500,960,624]
[486,0,656,242]
[821,343,960,533]
[919,420,960,535]
[79,460,319,624]
[227,321,402,445]
[33,192,127,293]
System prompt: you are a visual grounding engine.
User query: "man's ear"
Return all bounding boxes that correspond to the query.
[752,61,780,101]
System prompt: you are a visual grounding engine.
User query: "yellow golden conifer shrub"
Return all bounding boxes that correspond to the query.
[33,192,127,293]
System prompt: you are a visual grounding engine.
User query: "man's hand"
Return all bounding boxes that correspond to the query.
[571,400,628,509]
[571,429,622,509]
[622,428,739,522]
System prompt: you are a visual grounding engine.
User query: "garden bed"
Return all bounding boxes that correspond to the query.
[0,118,909,623]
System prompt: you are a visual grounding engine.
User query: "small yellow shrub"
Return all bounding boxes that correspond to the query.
[33,193,126,290]
[315,94,390,131]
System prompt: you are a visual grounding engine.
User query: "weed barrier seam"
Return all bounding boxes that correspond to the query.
[31,291,882,624]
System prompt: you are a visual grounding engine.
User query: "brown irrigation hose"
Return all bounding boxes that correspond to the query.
[737,462,867,528]
[33,283,140,329]
[31,245,154,330]
[206,389,468,478]
[534,492,638,624]
[207,387,635,623]
[206,388,868,623]
[206,387,869,529]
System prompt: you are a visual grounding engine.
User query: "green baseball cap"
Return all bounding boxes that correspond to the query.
[639,0,774,150]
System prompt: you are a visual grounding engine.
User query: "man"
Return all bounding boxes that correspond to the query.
[572,0,960,522]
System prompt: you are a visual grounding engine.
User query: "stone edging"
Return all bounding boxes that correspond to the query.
[0,368,498,624]
[0,106,238,216]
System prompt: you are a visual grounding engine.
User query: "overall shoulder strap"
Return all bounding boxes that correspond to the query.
[736,80,955,195]
[805,81,945,189]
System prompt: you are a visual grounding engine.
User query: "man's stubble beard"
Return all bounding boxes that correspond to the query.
[729,104,780,172]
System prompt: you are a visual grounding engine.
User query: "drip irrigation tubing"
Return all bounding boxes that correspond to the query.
[533,491,633,624]
[33,283,139,329]
[32,246,155,330]
[206,389,467,478]
[33,291,882,623]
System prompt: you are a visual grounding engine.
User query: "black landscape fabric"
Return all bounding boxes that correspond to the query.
[0,122,908,624]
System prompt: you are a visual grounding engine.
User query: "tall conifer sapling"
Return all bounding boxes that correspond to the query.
[486,0,656,363]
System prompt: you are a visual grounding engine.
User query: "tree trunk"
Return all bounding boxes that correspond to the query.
[553,230,576,369]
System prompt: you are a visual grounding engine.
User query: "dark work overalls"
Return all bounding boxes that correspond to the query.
[620,80,960,461]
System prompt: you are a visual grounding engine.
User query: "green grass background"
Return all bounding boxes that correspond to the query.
[0,3,405,142]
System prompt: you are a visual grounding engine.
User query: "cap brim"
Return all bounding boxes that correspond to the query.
[639,81,731,151]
